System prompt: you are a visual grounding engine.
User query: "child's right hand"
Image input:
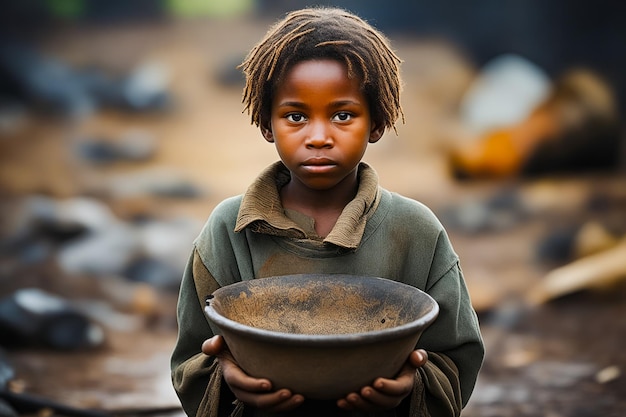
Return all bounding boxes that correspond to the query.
[202,335,305,412]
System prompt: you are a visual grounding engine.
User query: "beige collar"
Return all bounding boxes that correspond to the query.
[234,161,381,249]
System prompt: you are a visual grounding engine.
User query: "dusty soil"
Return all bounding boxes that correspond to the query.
[0,16,624,416]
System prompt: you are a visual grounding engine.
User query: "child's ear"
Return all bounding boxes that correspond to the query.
[368,123,384,143]
[261,122,274,143]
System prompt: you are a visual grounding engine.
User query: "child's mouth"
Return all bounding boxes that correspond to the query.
[302,157,337,173]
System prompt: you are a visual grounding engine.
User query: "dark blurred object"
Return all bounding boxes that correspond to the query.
[0,350,15,390]
[0,398,17,417]
[536,225,581,265]
[0,288,103,350]
[216,54,247,87]
[0,41,173,119]
[521,70,624,176]
[75,130,157,165]
[440,187,528,234]
[537,219,623,265]
[124,257,182,290]
[0,348,18,417]
[0,41,94,118]
[0,349,17,417]
[105,168,206,199]
[0,196,112,267]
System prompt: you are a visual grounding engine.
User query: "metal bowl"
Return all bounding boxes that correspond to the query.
[204,274,439,400]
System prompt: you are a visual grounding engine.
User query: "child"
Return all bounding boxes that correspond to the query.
[171,7,484,417]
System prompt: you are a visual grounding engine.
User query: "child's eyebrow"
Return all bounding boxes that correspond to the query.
[276,100,363,108]
[329,100,363,108]
[276,101,306,108]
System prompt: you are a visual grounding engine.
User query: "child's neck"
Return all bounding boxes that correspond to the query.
[280,179,358,238]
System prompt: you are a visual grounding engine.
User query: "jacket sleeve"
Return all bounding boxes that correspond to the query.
[409,262,484,417]
[171,249,224,416]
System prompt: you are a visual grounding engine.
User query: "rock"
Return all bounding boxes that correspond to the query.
[124,257,181,291]
[21,195,118,235]
[536,225,580,264]
[75,129,157,165]
[440,187,527,234]
[57,223,140,276]
[0,288,104,350]
[119,61,172,112]
[1,196,119,265]
[0,41,95,118]
[136,217,201,271]
[106,168,206,199]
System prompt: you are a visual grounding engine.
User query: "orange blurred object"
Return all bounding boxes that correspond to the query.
[450,68,619,179]
[451,106,559,178]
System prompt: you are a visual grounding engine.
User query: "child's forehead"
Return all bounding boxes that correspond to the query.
[282,59,355,84]
[271,59,366,107]
[277,56,358,83]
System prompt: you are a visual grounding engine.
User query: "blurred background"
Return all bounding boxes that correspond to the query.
[0,1,625,416]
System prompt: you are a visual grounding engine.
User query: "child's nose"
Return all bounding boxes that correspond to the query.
[305,121,332,148]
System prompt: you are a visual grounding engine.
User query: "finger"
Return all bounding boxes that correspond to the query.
[221,359,273,394]
[372,377,410,395]
[266,393,305,413]
[336,398,354,411]
[337,392,374,411]
[235,388,302,411]
[380,360,418,391]
[360,383,406,409]
[201,335,224,355]
[408,349,428,368]
[234,388,287,408]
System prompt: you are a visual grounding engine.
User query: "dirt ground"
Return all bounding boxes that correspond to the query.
[1,16,625,416]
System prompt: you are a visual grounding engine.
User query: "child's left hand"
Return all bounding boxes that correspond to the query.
[336,349,428,412]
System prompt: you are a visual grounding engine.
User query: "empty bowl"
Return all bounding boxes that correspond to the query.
[204,273,439,400]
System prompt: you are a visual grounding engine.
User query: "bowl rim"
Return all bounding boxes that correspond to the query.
[204,274,439,347]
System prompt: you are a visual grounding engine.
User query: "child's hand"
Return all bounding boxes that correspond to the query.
[202,335,305,412]
[336,349,428,412]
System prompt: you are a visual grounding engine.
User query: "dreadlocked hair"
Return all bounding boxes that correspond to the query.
[239,7,404,134]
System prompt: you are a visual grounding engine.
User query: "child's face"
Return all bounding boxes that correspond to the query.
[263,59,383,192]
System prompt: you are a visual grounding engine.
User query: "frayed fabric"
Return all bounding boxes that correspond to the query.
[197,360,223,417]
[195,361,245,417]
[409,369,430,417]
[416,353,462,417]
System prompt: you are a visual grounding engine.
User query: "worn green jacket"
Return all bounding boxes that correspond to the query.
[171,162,484,417]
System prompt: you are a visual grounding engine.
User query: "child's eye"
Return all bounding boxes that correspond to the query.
[333,112,352,122]
[286,113,306,123]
